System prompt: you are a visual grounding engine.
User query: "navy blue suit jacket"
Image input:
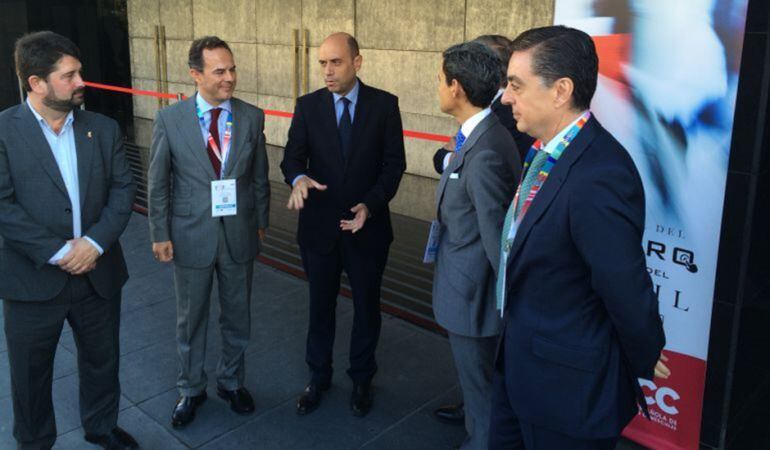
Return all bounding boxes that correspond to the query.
[497,115,665,439]
[280,81,406,254]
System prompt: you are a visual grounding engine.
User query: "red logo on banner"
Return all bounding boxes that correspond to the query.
[623,351,707,450]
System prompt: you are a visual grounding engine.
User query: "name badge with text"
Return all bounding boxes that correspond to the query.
[211,179,237,217]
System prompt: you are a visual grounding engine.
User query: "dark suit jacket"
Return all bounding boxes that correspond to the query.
[0,103,136,301]
[497,116,665,439]
[280,81,406,254]
[433,96,534,174]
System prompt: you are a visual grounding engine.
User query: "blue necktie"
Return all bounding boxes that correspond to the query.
[454,129,466,153]
[338,97,352,161]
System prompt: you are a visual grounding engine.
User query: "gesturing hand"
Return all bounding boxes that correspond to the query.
[340,203,369,234]
[287,176,327,210]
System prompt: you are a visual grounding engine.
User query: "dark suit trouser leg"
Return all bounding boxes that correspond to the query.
[301,244,343,385]
[66,282,121,436]
[449,332,496,450]
[3,276,120,450]
[341,237,388,385]
[489,339,524,450]
[4,300,63,450]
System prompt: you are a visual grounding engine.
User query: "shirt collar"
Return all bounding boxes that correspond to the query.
[492,88,504,103]
[332,79,360,106]
[460,107,492,139]
[541,110,589,155]
[26,98,74,135]
[196,92,232,116]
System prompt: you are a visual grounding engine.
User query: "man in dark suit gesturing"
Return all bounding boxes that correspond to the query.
[0,32,137,450]
[490,26,666,449]
[280,32,406,417]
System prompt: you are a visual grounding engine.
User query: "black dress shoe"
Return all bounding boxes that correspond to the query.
[84,427,139,450]
[171,391,207,428]
[433,403,465,425]
[296,381,330,415]
[350,383,373,417]
[217,387,255,414]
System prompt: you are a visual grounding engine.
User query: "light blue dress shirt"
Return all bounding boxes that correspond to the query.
[196,93,233,178]
[26,100,104,264]
[292,80,360,186]
[332,79,359,125]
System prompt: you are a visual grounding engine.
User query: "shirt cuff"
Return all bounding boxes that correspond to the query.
[442,153,452,171]
[83,236,104,255]
[48,242,72,265]
[291,174,306,187]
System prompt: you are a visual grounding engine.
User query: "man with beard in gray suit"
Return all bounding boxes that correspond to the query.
[0,31,137,450]
[430,41,521,450]
[148,36,270,428]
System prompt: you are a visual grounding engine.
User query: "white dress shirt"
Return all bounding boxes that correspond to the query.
[26,99,104,264]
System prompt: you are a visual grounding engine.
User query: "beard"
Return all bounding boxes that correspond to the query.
[43,87,85,112]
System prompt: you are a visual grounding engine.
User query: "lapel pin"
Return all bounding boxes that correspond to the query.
[87,131,93,138]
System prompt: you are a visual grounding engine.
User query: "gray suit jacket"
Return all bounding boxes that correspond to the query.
[432,113,521,337]
[148,96,270,268]
[0,103,137,301]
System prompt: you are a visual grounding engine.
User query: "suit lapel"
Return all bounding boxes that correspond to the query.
[224,98,246,178]
[435,113,497,214]
[73,110,94,208]
[506,117,600,264]
[319,90,345,171]
[176,95,217,179]
[13,104,69,197]
[345,81,369,172]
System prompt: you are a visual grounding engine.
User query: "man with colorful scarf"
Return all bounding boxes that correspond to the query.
[489,25,666,449]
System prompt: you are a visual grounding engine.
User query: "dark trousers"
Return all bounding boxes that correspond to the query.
[488,353,617,450]
[3,276,121,450]
[301,236,389,385]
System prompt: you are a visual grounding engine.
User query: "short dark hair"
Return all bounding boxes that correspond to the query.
[14,31,81,92]
[188,36,232,72]
[442,41,501,108]
[474,34,512,87]
[346,35,360,58]
[510,25,598,111]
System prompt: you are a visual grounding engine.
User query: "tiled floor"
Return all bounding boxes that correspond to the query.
[0,213,644,449]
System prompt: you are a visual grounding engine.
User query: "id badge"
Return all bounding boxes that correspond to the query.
[211,179,237,217]
[422,219,442,264]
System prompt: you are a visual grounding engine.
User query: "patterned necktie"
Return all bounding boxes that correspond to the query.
[206,107,222,178]
[496,148,549,311]
[338,97,352,161]
[454,129,466,153]
[514,149,550,220]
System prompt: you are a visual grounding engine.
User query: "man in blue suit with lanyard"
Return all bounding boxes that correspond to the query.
[489,26,667,449]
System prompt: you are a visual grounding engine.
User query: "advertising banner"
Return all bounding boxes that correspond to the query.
[553,1,748,448]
